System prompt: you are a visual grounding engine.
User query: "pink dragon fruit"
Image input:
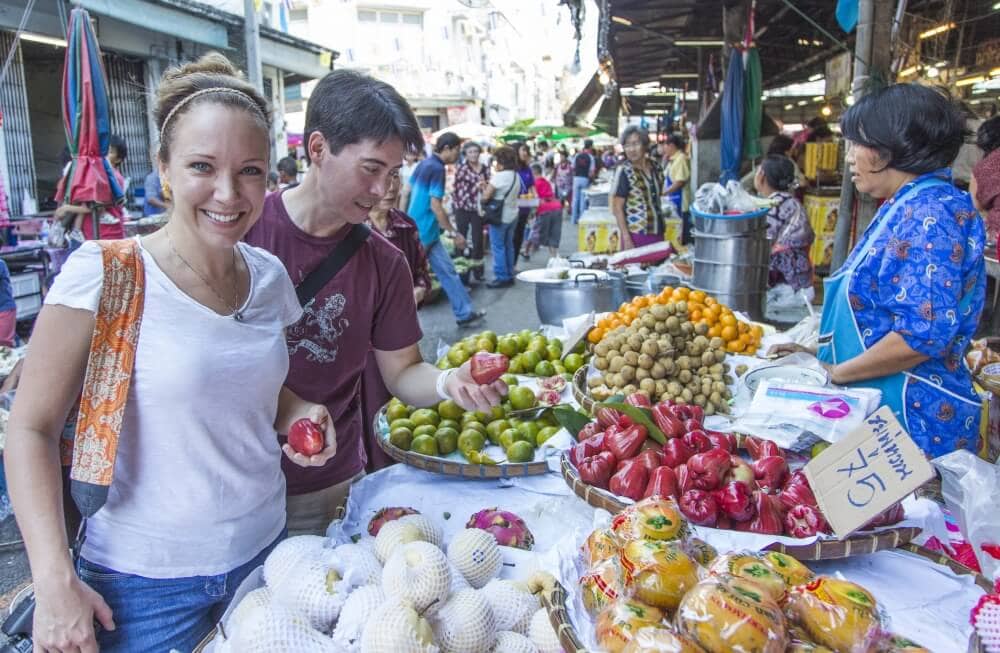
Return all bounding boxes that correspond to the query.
[466,508,535,550]
[367,506,419,536]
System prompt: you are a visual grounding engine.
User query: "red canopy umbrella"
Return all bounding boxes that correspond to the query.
[60,6,123,237]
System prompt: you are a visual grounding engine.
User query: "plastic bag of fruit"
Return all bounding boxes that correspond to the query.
[784,576,887,653]
[675,574,788,652]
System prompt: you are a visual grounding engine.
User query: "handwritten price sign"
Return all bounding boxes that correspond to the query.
[803,406,934,538]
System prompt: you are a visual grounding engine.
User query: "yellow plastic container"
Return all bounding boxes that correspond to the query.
[578,209,621,254]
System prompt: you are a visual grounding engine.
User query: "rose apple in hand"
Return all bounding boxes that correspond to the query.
[288,418,325,456]
[470,352,509,385]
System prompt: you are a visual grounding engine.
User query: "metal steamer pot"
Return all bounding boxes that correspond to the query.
[534,272,627,325]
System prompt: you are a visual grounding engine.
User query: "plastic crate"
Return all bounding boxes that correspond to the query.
[10,272,40,298]
[14,294,41,320]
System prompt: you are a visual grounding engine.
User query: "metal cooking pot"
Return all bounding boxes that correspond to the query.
[534,272,627,325]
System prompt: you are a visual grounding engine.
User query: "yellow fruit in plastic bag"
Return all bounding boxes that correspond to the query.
[580,557,625,616]
[632,496,689,541]
[683,538,718,567]
[708,553,788,602]
[785,577,882,653]
[677,575,788,653]
[761,551,815,588]
[596,599,666,653]
[622,625,707,653]
[611,505,641,542]
[620,540,699,611]
[584,528,621,566]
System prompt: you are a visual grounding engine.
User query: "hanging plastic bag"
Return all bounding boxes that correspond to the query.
[933,449,1000,582]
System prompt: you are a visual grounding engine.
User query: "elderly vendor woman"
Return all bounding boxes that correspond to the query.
[773,83,986,457]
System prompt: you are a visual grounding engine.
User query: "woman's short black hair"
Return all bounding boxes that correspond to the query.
[840,83,967,174]
[977,116,1000,155]
[620,125,650,149]
[760,154,797,191]
[109,135,127,162]
[493,146,517,171]
[665,133,685,149]
[767,134,794,156]
[434,132,462,153]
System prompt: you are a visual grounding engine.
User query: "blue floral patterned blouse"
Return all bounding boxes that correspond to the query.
[841,169,986,456]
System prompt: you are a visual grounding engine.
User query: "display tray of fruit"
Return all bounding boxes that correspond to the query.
[211,506,568,653]
[546,497,980,653]
[375,376,577,478]
[437,329,589,378]
[559,398,921,560]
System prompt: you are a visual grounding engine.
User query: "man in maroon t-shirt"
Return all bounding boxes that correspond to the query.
[245,70,505,535]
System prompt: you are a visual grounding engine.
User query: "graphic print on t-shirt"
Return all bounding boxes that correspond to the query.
[287,293,350,363]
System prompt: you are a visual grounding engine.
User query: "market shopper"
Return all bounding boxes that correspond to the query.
[554,147,573,208]
[529,162,563,258]
[5,53,338,653]
[362,174,432,471]
[971,116,1000,256]
[452,141,490,281]
[408,131,486,326]
[142,144,167,216]
[483,145,520,288]
[611,126,665,251]
[755,154,814,292]
[771,83,986,457]
[741,134,807,193]
[54,134,129,242]
[513,142,536,264]
[661,133,692,242]
[246,72,503,535]
[277,155,300,189]
[571,138,596,224]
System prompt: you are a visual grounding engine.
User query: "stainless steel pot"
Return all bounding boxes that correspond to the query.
[534,272,627,325]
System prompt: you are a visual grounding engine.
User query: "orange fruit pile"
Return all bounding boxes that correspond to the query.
[588,286,763,354]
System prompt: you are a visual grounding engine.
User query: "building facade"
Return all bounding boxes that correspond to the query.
[0,0,334,217]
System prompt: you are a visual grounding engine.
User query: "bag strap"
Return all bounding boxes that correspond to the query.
[69,239,145,518]
[296,223,372,307]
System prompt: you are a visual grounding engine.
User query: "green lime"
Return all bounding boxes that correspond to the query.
[509,386,537,411]
[499,428,520,450]
[389,418,416,433]
[536,426,560,446]
[501,401,514,415]
[482,330,498,344]
[389,427,413,450]
[435,427,459,455]
[463,421,487,437]
[517,421,542,442]
[386,401,409,422]
[411,434,439,456]
[539,410,559,427]
[487,405,505,421]
[501,374,519,387]
[546,344,563,361]
[461,411,489,427]
[475,337,495,353]
[518,329,534,347]
[507,440,535,463]
[563,353,585,373]
[497,337,520,358]
[458,429,486,452]
[811,441,831,458]
[412,424,437,439]
[486,419,511,445]
[521,351,542,371]
[437,399,464,422]
[534,360,556,377]
[438,419,461,433]
[552,362,567,375]
[447,345,470,367]
[410,409,440,428]
[508,356,524,375]
[437,358,451,370]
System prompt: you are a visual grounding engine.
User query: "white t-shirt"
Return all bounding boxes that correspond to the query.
[490,170,520,224]
[45,238,302,578]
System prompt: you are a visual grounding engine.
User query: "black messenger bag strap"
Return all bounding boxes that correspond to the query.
[295,223,372,307]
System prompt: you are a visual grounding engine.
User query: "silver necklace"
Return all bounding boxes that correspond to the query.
[165,227,245,321]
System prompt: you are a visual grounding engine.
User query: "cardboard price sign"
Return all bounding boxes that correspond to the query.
[803,406,933,538]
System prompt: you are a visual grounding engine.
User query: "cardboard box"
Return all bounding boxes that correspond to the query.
[578,210,621,254]
[804,193,840,237]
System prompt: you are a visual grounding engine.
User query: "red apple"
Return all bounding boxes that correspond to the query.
[470,352,509,385]
[288,418,325,456]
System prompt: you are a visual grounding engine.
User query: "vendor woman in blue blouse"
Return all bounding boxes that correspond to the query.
[772,83,986,457]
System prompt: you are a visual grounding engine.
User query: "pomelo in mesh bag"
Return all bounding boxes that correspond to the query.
[332,585,386,649]
[368,506,420,536]
[226,586,272,638]
[399,513,444,547]
[375,520,425,564]
[263,535,327,588]
[270,558,352,632]
[332,542,383,586]
[360,598,440,653]
[447,528,502,589]
[230,604,336,652]
[430,587,497,653]
[448,561,471,595]
[466,508,535,550]
[481,579,539,634]
[493,630,539,653]
[382,541,452,615]
[527,607,562,653]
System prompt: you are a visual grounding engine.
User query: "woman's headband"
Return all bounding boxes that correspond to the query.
[159,87,265,143]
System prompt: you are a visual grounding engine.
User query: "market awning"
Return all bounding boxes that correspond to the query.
[260,30,334,84]
[564,71,604,127]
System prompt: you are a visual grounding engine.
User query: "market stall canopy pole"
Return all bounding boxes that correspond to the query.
[61,6,123,234]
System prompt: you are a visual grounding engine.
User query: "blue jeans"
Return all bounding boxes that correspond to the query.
[77,530,285,652]
[425,239,474,321]
[571,176,591,224]
[489,220,516,282]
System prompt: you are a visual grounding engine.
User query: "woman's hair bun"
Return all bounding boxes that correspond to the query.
[163,52,241,84]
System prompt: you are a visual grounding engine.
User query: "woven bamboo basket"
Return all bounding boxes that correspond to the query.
[560,452,920,560]
[374,404,550,478]
[572,365,597,415]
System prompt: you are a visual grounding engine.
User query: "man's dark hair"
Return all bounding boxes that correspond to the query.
[767,134,794,156]
[277,156,298,178]
[583,138,594,149]
[977,116,1000,155]
[665,133,685,150]
[434,132,462,153]
[537,140,548,150]
[304,69,424,162]
[841,83,967,174]
[109,135,127,162]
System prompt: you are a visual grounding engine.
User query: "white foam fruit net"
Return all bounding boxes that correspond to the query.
[527,608,561,653]
[263,535,327,587]
[230,605,336,652]
[382,541,452,615]
[270,559,350,633]
[448,561,471,595]
[447,529,502,589]
[398,514,444,547]
[481,579,539,635]
[493,630,539,653]
[332,585,386,651]
[431,588,497,653]
[375,520,425,564]
[360,599,441,653]
[332,542,383,587]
